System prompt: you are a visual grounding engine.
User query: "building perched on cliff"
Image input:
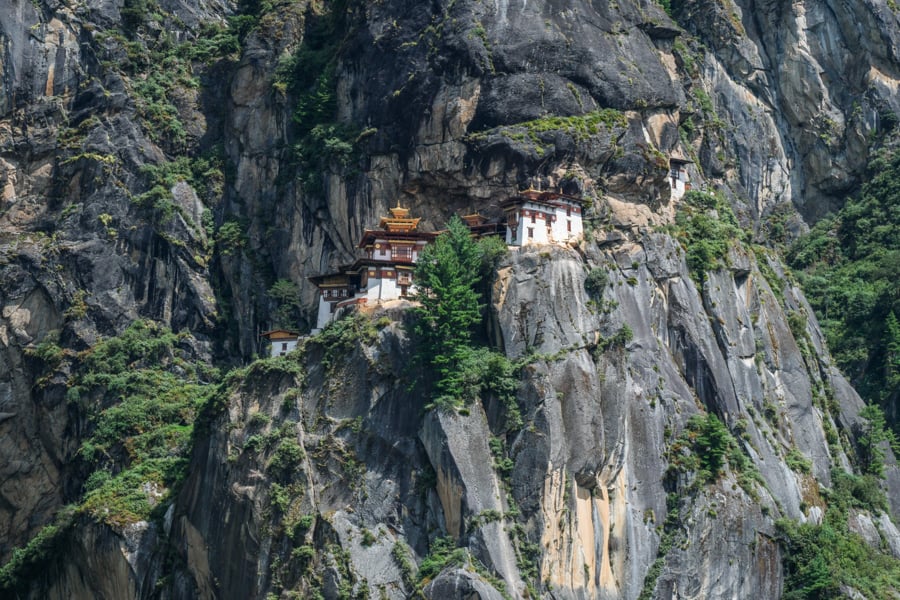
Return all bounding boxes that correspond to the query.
[501,189,584,246]
[309,204,437,332]
[460,212,504,238]
[260,329,301,357]
[669,157,692,200]
[310,191,583,331]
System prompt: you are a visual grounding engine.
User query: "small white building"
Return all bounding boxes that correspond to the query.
[309,204,436,332]
[669,157,692,200]
[260,329,301,357]
[501,189,584,247]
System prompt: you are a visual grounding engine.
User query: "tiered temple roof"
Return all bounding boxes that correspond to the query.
[358,204,437,249]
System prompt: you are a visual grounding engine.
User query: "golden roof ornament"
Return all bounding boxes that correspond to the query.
[380,199,419,232]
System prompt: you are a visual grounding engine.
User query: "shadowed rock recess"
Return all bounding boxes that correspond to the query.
[3,0,900,597]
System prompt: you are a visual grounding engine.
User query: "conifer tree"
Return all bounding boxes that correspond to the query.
[413,216,486,404]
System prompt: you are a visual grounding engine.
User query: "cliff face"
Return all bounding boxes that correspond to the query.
[90,228,899,600]
[3,0,900,597]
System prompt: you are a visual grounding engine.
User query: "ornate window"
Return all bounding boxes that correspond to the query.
[394,246,412,261]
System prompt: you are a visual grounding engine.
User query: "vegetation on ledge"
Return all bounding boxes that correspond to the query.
[667,190,744,282]
[69,321,220,527]
[2,321,222,592]
[666,413,762,497]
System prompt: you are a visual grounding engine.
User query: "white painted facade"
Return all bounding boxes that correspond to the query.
[270,338,299,357]
[364,270,405,303]
[314,271,416,332]
[261,330,301,356]
[315,294,334,331]
[670,161,691,200]
[505,197,583,247]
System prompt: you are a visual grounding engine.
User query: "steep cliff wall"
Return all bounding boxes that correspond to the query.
[156,211,900,600]
[3,0,900,596]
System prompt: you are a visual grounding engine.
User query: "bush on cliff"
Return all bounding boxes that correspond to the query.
[670,191,743,281]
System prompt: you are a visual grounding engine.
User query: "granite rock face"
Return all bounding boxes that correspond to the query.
[153,223,890,599]
[2,0,900,596]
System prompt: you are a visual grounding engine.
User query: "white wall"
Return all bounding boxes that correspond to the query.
[550,204,583,243]
[506,224,515,245]
[507,201,553,246]
[362,274,402,301]
[380,277,400,300]
[269,338,299,357]
[507,201,583,246]
[315,294,333,332]
[671,177,686,200]
[670,167,689,200]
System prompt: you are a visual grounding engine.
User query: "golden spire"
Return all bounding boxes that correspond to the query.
[381,199,417,231]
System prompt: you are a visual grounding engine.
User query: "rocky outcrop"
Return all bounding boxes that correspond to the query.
[3,0,900,596]
[676,0,900,219]
[15,519,164,600]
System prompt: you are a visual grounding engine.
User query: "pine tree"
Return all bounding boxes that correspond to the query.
[858,404,894,478]
[413,216,484,404]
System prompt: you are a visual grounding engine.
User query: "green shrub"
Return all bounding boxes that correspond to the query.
[269,279,301,329]
[314,312,379,371]
[216,220,245,254]
[690,413,730,477]
[297,514,315,532]
[361,528,377,546]
[471,109,627,142]
[787,311,808,342]
[667,413,761,494]
[417,537,469,584]
[594,325,634,358]
[830,469,888,514]
[391,542,415,589]
[249,412,271,427]
[584,267,609,298]
[785,447,812,474]
[179,22,240,63]
[0,511,74,592]
[268,438,304,480]
[291,545,316,561]
[26,337,64,365]
[856,404,895,478]
[70,321,219,526]
[670,191,743,281]
[777,504,900,599]
[81,458,188,526]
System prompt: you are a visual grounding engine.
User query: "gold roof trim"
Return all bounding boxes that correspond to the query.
[379,201,421,232]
